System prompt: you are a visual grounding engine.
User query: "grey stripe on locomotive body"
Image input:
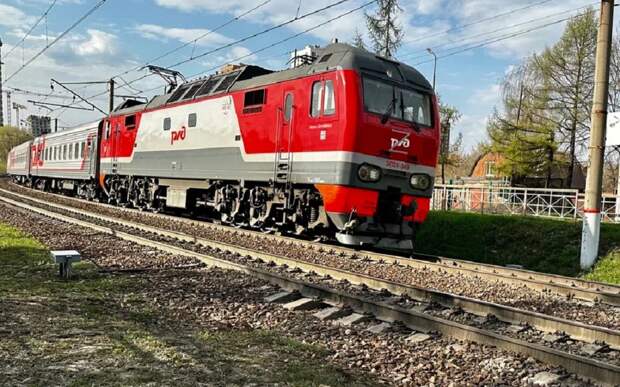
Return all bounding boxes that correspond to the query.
[100,148,435,198]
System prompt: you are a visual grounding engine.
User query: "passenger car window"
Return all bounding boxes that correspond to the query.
[323,80,335,116]
[284,93,293,122]
[188,113,197,128]
[63,145,67,160]
[310,81,322,118]
[74,143,79,159]
[163,118,171,131]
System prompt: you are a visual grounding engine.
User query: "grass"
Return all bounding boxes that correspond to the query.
[0,222,373,386]
[415,211,620,282]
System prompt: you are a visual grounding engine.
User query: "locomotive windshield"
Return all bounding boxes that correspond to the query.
[363,77,432,127]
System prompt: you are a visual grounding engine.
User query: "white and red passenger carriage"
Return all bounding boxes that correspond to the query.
[8,43,440,251]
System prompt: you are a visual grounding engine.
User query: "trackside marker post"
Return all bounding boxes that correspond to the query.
[581,0,614,269]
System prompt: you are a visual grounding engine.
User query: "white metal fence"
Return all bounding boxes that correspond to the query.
[431,185,620,223]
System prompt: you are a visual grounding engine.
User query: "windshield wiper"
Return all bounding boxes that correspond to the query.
[410,120,421,133]
[380,97,397,124]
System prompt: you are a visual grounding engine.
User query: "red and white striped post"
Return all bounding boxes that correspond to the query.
[581,0,614,269]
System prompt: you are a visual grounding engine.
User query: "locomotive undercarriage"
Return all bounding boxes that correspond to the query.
[103,175,329,236]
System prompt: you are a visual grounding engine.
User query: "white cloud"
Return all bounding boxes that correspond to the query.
[0,4,35,28]
[72,29,117,56]
[471,83,501,105]
[152,0,368,42]
[135,24,233,47]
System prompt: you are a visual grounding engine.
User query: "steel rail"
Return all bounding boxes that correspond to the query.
[1,193,619,385]
[3,189,619,348]
[3,185,620,305]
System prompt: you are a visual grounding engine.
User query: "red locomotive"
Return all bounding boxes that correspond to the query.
[7,43,440,251]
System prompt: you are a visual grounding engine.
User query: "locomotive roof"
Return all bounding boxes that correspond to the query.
[112,43,433,117]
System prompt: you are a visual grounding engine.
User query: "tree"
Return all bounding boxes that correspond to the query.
[365,0,403,58]
[351,28,366,50]
[438,103,462,183]
[487,62,559,186]
[0,126,33,173]
[535,8,597,187]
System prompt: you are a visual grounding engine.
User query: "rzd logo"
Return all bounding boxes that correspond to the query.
[390,136,410,150]
[171,126,186,145]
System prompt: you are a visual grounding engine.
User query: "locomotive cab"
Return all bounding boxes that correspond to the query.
[314,45,440,251]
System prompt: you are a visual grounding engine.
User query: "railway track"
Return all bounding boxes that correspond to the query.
[1,188,620,385]
[4,182,620,306]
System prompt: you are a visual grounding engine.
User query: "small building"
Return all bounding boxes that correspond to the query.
[466,152,586,190]
[27,115,51,137]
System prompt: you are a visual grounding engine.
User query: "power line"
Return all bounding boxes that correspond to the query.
[165,0,354,69]
[113,0,273,80]
[398,2,596,61]
[5,0,108,83]
[4,0,58,60]
[402,0,556,46]
[187,1,375,80]
[411,15,581,67]
[47,0,359,112]
[117,0,374,99]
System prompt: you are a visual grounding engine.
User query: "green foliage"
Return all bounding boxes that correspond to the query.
[0,126,33,173]
[416,211,620,280]
[487,9,598,186]
[365,0,403,58]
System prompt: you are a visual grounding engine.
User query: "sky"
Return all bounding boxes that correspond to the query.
[0,0,605,150]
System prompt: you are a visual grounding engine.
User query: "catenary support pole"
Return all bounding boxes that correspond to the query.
[108,78,114,114]
[581,0,615,269]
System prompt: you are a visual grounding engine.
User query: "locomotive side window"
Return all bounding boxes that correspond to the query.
[105,121,111,139]
[284,93,293,122]
[188,113,197,128]
[323,80,336,116]
[163,117,171,131]
[244,89,265,107]
[125,115,136,130]
[310,81,322,118]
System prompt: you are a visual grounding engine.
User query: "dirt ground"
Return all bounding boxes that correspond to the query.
[0,221,376,386]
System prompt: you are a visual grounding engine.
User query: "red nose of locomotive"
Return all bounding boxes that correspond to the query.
[317,70,439,251]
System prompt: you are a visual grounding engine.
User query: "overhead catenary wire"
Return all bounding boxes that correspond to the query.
[46,0,359,112]
[411,14,584,67]
[398,2,597,61]
[401,0,557,46]
[46,0,586,118]
[4,0,58,60]
[5,0,108,83]
[113,0,273,80]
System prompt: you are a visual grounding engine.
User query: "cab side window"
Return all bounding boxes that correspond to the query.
[310,81,323,118]
[310,79,336,117]
[323,80,335,115]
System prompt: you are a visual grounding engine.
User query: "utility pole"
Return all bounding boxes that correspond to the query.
[108,78,115,114]
[0,37,4,127]
[6,90,11,126]
[581,0,615,269]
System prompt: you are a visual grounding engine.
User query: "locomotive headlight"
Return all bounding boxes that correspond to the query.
[410,174,431,190]
[358,164,382,183]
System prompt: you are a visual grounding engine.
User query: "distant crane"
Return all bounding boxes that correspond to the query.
[12,102,26,130]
